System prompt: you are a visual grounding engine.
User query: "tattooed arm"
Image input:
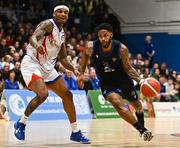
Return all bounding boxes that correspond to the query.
[120,44,141,83]
[30,20,52,54]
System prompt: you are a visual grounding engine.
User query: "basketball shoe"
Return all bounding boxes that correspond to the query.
[14,119,26,140]
[70,130,91,144]
[140,128,153,141]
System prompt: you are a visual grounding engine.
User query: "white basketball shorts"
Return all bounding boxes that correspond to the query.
[21,55,61,88]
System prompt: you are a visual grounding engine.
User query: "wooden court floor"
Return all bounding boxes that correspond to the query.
[0,118,180,148]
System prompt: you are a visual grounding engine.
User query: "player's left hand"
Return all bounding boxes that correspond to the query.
[77,74,84,89]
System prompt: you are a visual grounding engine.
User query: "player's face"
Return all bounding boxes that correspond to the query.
[54,8,69,24]
[98,29,112,48]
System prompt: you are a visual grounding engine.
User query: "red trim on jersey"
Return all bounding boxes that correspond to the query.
[48,34,52,42]
[48,33,55,45]
[42,36,48,56]
[36,51,40,61]
[28,73,43,89]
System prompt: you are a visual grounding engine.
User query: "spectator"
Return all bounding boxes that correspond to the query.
[70,27,78,38]
[14,61,25,88]
[133,53,144,66]
[18,27,28,47]
[151,68,160,80]
[150,63,159,75]
[0,38,9,59]
[89,68,100,90]
[134,59,144,72]
[143,59,150,70]
[64,70,78,90]
[1,54,14,70]
[12,52,21,64]
[160,82,180,102]
[142,68,150,79]
[170,83,180,101]
[6,34,13,46]
[176,74,180,84]
[158,76,167,102]
[143,35,155,68]
[69,50,78,64]
[4,69,19,89]
[20,42,28,57]
[0,62,10,80]
[159,63,169,77]
[164,78,174,94]
[9,46,16,57]
[169,70,177,82]
[80,72,93,93]
[14,41,21,51]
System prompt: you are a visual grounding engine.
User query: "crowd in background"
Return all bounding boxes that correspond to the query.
[0,0,180,119]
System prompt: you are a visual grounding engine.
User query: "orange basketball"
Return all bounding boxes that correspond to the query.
[140,77,161,98]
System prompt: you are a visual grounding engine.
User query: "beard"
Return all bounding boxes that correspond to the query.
[102,37,112,48]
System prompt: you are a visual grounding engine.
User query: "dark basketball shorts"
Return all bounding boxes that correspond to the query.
[100,82,138,102]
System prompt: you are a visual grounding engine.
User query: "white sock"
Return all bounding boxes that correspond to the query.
[71,122,79,133]
[19,114,28,124]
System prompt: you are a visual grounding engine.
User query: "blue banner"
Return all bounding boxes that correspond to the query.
[4,89,92,121]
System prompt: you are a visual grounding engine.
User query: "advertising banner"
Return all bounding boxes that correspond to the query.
[88,90,119,118]
[4,89,92,121]
[88,90,156,118]
[153,102,180,117]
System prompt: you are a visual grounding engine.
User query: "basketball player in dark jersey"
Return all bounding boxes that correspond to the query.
[79,23,153,141]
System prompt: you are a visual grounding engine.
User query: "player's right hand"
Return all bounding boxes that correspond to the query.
[77,75,84,89]
[139,79,145,85]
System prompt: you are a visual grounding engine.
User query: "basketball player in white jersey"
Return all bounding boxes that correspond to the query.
[14,1,90,144]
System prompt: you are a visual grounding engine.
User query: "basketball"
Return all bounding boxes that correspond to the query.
[140,77,161,98]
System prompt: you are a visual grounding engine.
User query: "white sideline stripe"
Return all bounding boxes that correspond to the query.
[143,80,159,96]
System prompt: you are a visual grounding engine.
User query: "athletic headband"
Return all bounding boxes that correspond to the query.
[96,23,113,33]
[54,5,69,12]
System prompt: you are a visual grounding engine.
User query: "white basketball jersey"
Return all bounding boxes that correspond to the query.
[26,19,65,73]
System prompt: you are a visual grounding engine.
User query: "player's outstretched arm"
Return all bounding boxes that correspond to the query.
[30,20,52,51]
[120,44,141,83]
[80,41,93,75]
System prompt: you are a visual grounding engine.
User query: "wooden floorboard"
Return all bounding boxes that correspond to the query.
[0,118,180,148]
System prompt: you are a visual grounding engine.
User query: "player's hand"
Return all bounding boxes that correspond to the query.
[77,74,84,82]
[139,79,145,85]
[77,74,84,89]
